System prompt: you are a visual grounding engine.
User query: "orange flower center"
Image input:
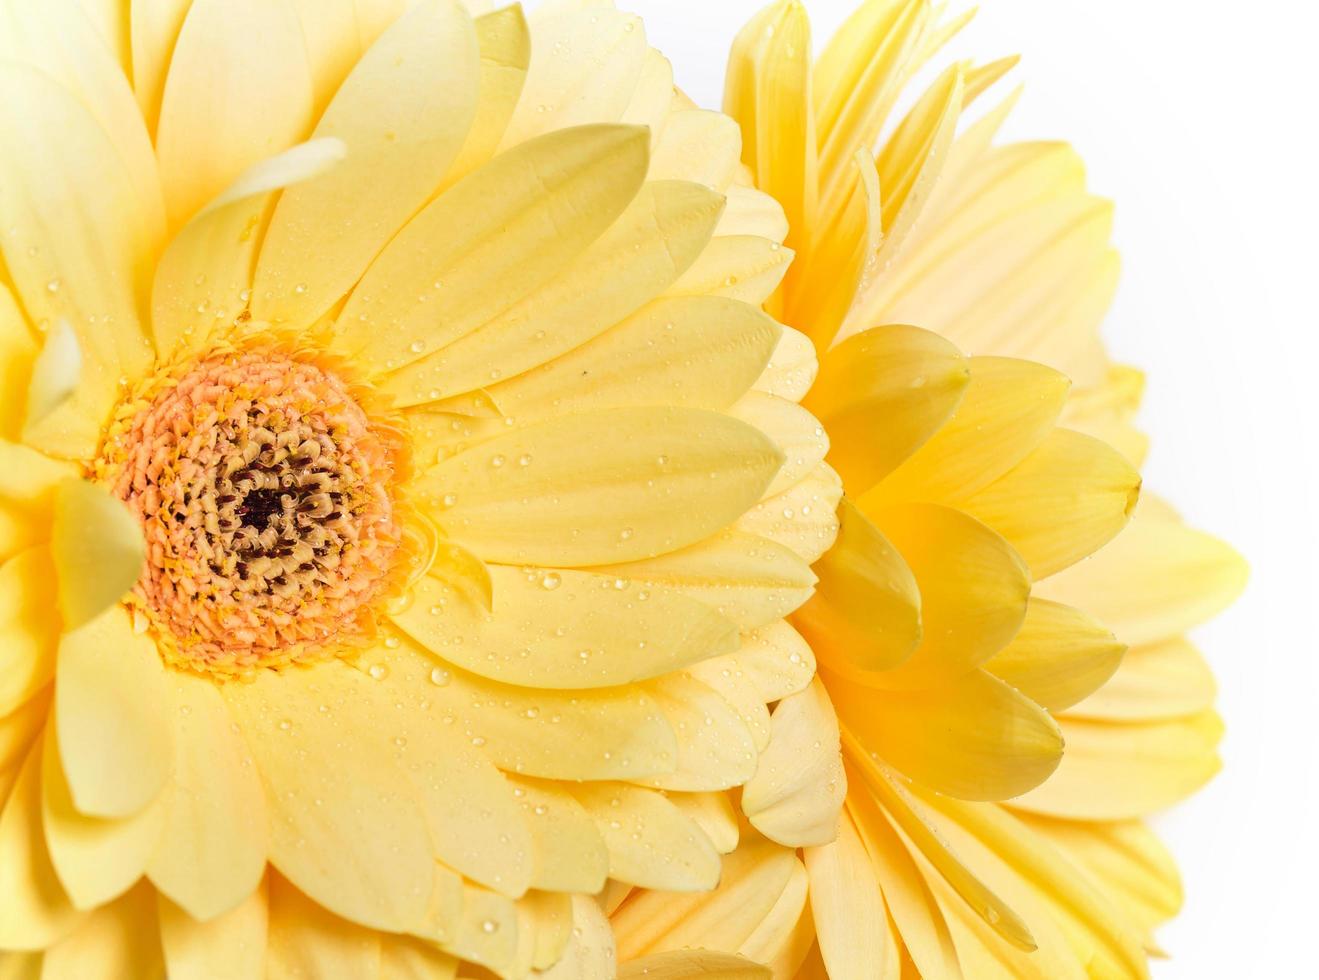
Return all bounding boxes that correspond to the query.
[99,344,410,676]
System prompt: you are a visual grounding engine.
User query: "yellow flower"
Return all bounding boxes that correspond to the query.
[609,1,1245,977]
[0,1,838,976]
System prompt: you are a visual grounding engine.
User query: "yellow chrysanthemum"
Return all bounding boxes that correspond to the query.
[0,1,841,976]
[607,1,1245,978]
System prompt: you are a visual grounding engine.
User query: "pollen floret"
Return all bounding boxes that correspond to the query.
[99,344,407,675]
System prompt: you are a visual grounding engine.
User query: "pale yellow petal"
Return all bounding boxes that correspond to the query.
[266,872,382,979]
[866,357,1070,507]
[806,325,970,495]
[0,285,37,443]
[1010,711,1224,821]
[445,5,532,184]
[478,295,778,419]
[650,110,742,189]
[55,606,172,818]
[743,678,846,848]
[983,599,1126,713]
[152,138,348,357]
[637,673,758,792]
[0,548,58,717]
[668,792,740,855]
[158,881,268,980]
[392,565,736,689]
[39,882,162,979]
[533,896,615,980]
[805,808,894,980]
[380,934,459,980]
[502,6,647,148]
[617,950,771,980]
[253,0,481,328]
[506,777,609,894]
[1066,637,1216,722]
[41,721,164,910]
[21,320,80,440]
[155,0,313,227]
[732,462,843,566]
[570,783,720,891]
[130,0,192,133]
[597,529,815,631]
[717,185,789,243]
[793,497,920,676]
[147,672,267,922]
[861,502,1029,688]
[292,0,408,116]
[834,668,1062,802]
[959,429,1141,579]
[669,236,794,308]
[0,744,84,951]
[51,477,144,632]
[1036,510,1248,647]
[0,64,159,456]
[0,441,75,564]
[421,407,783,567]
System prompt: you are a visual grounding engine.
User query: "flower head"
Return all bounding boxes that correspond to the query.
[0,1,836,975]
[609,1,1245,977]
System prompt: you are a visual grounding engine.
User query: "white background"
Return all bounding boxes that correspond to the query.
[623,1,1319,976]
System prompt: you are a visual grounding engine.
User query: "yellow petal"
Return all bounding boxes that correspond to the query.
[363,635,680,783]
[612,834,803,961]
[155,0,313,227]
[1010,711,1224,821]
[534,895,615,980]
[730,392,826,499]
[617,950,771,980]
[743,678,846,847]
[21,319,80,440]
[1066,637,1216,722]
[0,547,58,717]
[959,429,1141,579]
[380,934,460,980]
[1016,815,1182,938]
[55,606,172,818]
[445,4,532,184]
[804,808,895,980]
[0,284,37,442]
[291,0,408,116]
[669,235,795,309]
[39,882,162,979]
[983,599,1127,713]
[650,110,743,189]
[152,138,348,357]
[723,620,817,705]
[724,0,817,303]
[596,529,816,631]
[130,0,193,133]
[733,462,843,566]
[442,881,519,975]
[668,792,740,855]
[637,673,758,792]
[147,672,267,922]
[1035,510,1247,647]
[393,565,736,689]
[51,477,144,632]
[570,783,720,891]
[0,439,74,564]
[265,872,382,979]
[0,689,48,780]
[806,325,970,495]
[158,882,268,980]
[0,744,84,950]
[866,357,1070,507]
[422,407,783,567]
[385,180,725,409]
[335,123,649,375]
[0,64,159,456]
[717,185,789,242]
[793,497,921,676]
[862,502,1029,688]
[501,6,648,148]
[506,777,608,894]
[41,721,163,910]
[253,0,481,328]
[834,668,1062,802]
[480,295,779,419]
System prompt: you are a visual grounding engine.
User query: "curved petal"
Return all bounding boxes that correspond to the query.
[55,606,172,819]
[158,880,268,980]
[422,407,783,567]
[51,477,144,632]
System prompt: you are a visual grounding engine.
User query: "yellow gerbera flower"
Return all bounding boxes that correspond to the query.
[0,1,838,976]
[607,1,1245,977]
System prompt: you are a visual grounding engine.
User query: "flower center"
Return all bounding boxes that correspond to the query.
[99,344,409,676]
